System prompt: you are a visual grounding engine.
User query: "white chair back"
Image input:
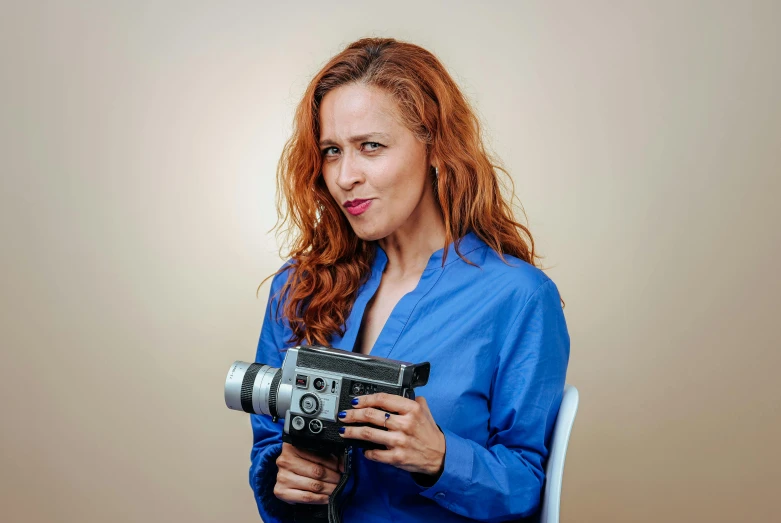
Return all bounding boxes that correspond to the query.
[539,384,579,523]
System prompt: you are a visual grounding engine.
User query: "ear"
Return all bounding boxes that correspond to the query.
[429,153,440,171]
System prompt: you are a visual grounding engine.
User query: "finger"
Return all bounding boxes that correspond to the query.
[274,485,330,505]
[291,444,339,465]
[277,468,338,497]
[352,392,420,415]
[415,396,429,410]
[363,448,400,466]
[339,407,391,427]
[339,424,401,447]
[288,445,340,473]
[277,453,342,485]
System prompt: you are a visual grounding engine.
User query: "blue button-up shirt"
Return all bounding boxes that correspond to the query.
[249,231,570,522]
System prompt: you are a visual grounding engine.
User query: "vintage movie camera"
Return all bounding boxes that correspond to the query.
[225,345,430,454]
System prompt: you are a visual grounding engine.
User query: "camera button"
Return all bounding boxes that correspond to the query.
[296,374,309,388]
[308,419,323,434]
[292,416,306,431]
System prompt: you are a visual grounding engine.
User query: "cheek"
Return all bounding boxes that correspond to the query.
[380,163,427,200]
[320,169,339,198]
[373,154,423,191]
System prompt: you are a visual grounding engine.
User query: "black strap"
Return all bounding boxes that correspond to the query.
[327,447,354,523]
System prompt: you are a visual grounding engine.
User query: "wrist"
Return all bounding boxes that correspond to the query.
[429,428,446,475]
[413,425,446,483]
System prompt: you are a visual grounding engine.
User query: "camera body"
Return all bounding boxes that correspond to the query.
[225,345,430,455]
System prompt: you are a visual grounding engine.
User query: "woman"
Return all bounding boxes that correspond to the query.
[250,37,569,522]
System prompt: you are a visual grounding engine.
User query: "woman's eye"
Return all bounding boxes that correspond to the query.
[363,142,382,151]
[322,147,339,157]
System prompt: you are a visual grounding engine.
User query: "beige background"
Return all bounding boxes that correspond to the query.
[2,1,779,522]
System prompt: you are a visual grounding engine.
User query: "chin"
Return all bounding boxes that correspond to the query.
[348,222,391,242]
[352,230,386,242]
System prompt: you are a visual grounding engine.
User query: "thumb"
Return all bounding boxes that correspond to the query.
[415,396,429,410]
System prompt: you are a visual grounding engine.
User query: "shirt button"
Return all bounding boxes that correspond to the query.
[435,492,446,500]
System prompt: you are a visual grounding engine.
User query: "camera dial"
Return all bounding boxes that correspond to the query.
[299,393,321,415]
[308,419,323,433]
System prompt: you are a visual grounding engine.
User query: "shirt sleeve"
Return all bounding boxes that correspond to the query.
[416,279,570,522]
[248,267,295,523]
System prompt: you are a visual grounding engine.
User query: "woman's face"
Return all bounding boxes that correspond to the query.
[319,83,433,242]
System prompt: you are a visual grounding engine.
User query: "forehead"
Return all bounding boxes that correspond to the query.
[319,83,403,139]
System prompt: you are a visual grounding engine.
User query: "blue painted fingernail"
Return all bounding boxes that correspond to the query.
[338,427,345,434]
[338,411,346,419]
[351,398,359,405]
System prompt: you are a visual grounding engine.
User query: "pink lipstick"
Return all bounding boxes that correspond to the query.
[343,199,372,216]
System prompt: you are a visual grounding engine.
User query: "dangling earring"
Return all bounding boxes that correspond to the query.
[435,167,439,178]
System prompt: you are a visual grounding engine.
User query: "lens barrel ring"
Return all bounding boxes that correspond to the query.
[240,363,263,413]
[268,369,282,419]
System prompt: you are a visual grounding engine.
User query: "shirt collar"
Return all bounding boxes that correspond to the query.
[372,230,486,273]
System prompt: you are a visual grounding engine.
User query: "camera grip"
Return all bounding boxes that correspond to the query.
[293,503,329,522]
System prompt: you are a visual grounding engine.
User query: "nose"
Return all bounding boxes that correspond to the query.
[334,151,364,191]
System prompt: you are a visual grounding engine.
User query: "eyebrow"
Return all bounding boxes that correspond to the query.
[319,132,390,147]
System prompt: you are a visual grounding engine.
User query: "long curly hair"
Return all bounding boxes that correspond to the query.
[262,37,539,346]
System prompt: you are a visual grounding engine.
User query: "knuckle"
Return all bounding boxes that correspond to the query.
[387,451,400,465]
[311,464,326,479]
[301,492,317,503]
[309,480,324,493]
[361,427,374,439]
[277,469,292,484]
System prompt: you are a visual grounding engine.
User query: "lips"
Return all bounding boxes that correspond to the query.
[343,199,373,216]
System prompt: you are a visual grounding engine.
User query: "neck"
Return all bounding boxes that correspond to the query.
[377,187,446,279]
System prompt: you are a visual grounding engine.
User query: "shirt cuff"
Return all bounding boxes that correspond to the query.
[249,442,293,523]
[415,427,474,508]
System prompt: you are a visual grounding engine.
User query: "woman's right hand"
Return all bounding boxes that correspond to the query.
[273,442,343,505]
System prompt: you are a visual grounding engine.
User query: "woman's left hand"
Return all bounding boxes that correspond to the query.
[338,393,445,476]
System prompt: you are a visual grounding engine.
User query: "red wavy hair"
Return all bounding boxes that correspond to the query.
[262,37,539,346]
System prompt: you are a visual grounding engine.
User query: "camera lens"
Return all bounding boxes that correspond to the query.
[225,361,283,418]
